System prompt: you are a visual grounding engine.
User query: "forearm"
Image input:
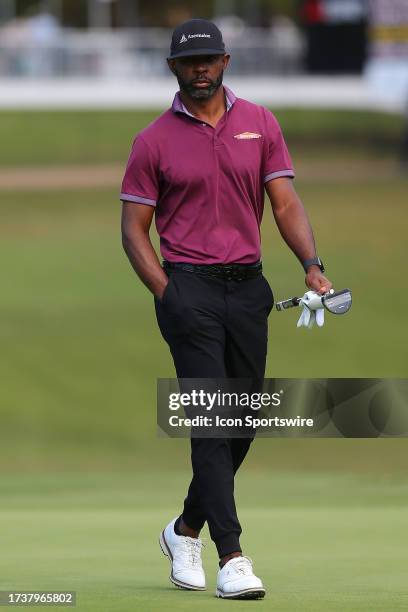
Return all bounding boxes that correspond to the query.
[272,196,317,265]
[122,228,168,298]
[266,178,332,293]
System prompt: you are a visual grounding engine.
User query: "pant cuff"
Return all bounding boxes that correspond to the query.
[215,532,242,558]
[181,511,206,532]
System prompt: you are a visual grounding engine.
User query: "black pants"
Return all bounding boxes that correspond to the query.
[154,267,274,557]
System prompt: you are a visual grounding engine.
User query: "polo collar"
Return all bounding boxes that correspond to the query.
[172,85,237,117]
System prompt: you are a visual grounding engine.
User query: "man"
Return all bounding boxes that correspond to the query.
[121,18,332,600]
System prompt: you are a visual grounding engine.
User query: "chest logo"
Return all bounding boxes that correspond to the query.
[234,132,262,140]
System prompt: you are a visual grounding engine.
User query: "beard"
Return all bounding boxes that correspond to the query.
[175,70,224,100]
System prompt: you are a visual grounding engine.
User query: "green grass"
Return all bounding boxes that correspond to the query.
[0,108,403,166]
[0,177,407,470]
[0,471,407,611]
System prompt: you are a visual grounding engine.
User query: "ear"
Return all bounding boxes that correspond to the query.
[167,59,177,76]
[222,54,231,70]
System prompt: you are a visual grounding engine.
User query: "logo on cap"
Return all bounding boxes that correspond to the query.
[188,33,211,39]
[180,34,187,43]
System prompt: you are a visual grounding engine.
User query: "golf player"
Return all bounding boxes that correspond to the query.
[121,19,333,600]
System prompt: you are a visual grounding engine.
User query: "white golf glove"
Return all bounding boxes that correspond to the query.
[297,291,325,329]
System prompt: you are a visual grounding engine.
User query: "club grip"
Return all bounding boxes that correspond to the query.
[276,297,300,311]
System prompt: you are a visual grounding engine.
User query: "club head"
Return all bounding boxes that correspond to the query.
[322,289,352,315]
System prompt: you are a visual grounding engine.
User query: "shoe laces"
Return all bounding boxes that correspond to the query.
[229,556,254,575]
[181,537,205,566]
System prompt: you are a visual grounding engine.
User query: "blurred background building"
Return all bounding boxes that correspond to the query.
[0,0,308,78]
[0,1,407,116]
[0,0,375,78]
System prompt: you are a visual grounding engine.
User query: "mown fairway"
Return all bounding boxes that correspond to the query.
[1,471,408,611]
[1,109,407,610]
[0,108,403,167]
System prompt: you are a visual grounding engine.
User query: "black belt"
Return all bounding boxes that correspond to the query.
[163,260,262,282]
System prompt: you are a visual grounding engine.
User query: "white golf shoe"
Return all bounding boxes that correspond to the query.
[216,556,265,599]
[159,518,206,590]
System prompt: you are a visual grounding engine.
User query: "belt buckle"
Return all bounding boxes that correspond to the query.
[224,265,245,282]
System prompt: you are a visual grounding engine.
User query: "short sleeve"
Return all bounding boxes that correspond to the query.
[263,110,295,183]
[120,136,159,206]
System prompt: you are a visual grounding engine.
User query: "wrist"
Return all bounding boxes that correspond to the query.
[306,265,322,274]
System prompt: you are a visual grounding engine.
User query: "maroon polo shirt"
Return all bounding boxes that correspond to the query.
[120,86,294,264]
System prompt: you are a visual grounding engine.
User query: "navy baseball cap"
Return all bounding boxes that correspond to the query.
[168,19,226,60]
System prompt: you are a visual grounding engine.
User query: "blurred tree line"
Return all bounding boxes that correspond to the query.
[13,0,300,28]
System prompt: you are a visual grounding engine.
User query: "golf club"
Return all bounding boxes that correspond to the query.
[276,288,352,314]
